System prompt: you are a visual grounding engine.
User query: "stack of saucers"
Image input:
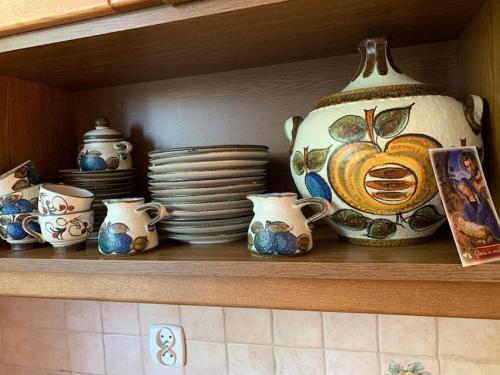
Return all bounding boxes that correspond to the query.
[58,169,137,236]
[148,145,269,244]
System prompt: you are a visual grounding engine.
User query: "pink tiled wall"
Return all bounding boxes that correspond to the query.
[0,297,499,374]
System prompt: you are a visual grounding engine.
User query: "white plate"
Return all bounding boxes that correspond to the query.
[167,207,253,219]
[159,199,252,211]
[150,150,270,163]
[149,159,268,173]
[158,222,249,234]
[152,190,265,203]
[61,178,137,185]
[59,169,136,177]
[149,176,266,189]
[148,169,266,181]
[149,182,266,196]
[163,231,247,244]
[148,145,268,158]
[160,215,253,227]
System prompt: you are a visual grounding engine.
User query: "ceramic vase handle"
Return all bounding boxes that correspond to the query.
[293,197,330,228]
[21,215,45,243]
[114,141,133,158]
[135,203,168,231]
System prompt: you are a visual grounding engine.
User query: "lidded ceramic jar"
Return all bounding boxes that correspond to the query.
[78,117,133,171]
[284,37,484,246]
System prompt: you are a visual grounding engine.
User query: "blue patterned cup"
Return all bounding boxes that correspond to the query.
[0,185,40,215]
[0,161,40,197]
[0,212,42,250]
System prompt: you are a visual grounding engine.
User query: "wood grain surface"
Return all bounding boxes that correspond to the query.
[0,76,75,182]
[0,229,498,283]
[0,0,483,89]
[459,0,500,208]
[0,0,114,37]
[0,272,499,319]
[0,227,498,318]
[110,0,163,12]
[73,41,459,195]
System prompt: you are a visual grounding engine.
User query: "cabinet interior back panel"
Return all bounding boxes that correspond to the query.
[73,41,459,194]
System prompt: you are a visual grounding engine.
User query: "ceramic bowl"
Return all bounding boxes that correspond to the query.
[0,212,42,250]
[0,161,40,197]
[38,183,94,215]
[22,210,94,251]
[0,185,40,214]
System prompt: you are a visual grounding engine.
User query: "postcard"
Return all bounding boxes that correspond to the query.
[429,146,500,266]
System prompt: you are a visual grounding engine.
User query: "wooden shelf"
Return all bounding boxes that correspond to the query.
[0,0,484,89]
[0,229,499,319]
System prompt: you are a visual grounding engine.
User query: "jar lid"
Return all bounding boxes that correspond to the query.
[313,37,444,109]
[83,117,123,143]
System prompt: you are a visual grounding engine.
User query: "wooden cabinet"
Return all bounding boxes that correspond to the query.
[0,0,498,318]
[0,0,169,37]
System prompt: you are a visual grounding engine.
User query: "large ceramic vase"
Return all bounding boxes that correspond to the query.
[284,37,484,246]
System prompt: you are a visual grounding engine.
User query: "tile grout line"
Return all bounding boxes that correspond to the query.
[271,309,277,375]
[176,304,185,375]
[377,314,384,375]
[135,303,145,375]
[435,317,441,375]
[221,307,229,375]
[62,300,72,373]
[320,312,327,375]
[99,301,108,375]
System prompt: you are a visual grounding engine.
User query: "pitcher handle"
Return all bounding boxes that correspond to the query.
[114,141,133,159]
[293,197,330,228]
[135,202,168,231]
[21,214,45,243]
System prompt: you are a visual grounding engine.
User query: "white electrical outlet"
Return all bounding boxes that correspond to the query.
[150,324,186,367]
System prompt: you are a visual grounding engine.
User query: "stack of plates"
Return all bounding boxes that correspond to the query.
[148,145,269,244]
[59,169,137,236]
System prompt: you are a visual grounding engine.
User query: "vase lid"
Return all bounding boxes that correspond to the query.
[83,117,123,143]
[314,37,444,109]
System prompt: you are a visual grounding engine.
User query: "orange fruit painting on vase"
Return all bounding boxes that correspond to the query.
[284,37,484,246]
[328,104,441,216]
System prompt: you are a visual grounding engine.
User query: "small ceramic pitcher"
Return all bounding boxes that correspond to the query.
[98,198,167,255]
[247,193,329,256]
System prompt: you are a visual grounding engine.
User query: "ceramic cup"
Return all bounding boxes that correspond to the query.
[98,198,168,255]
[22,210,94,251]
[247,193,330,256]
[0,160,40,197]
[0,212,42,250]
[38,183,94,215]
[0,184,40,214]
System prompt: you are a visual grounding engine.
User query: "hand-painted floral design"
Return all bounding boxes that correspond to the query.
[98,222,148,254]
[79,150,119,171]
[248,220,310,255]
[0,193,37,214]
[388,361,431,375]
[0,213,40,241]
[292,146,332,201]
[329,204,445,239]
[328,104,442,216]
[11,164,40,191]
[45,216,91,240]
[39,192,76,215]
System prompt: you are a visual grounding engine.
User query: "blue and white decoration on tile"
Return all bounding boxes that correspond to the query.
[389,361,431,375]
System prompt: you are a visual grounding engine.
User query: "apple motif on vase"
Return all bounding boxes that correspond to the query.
[285,37,484,246]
